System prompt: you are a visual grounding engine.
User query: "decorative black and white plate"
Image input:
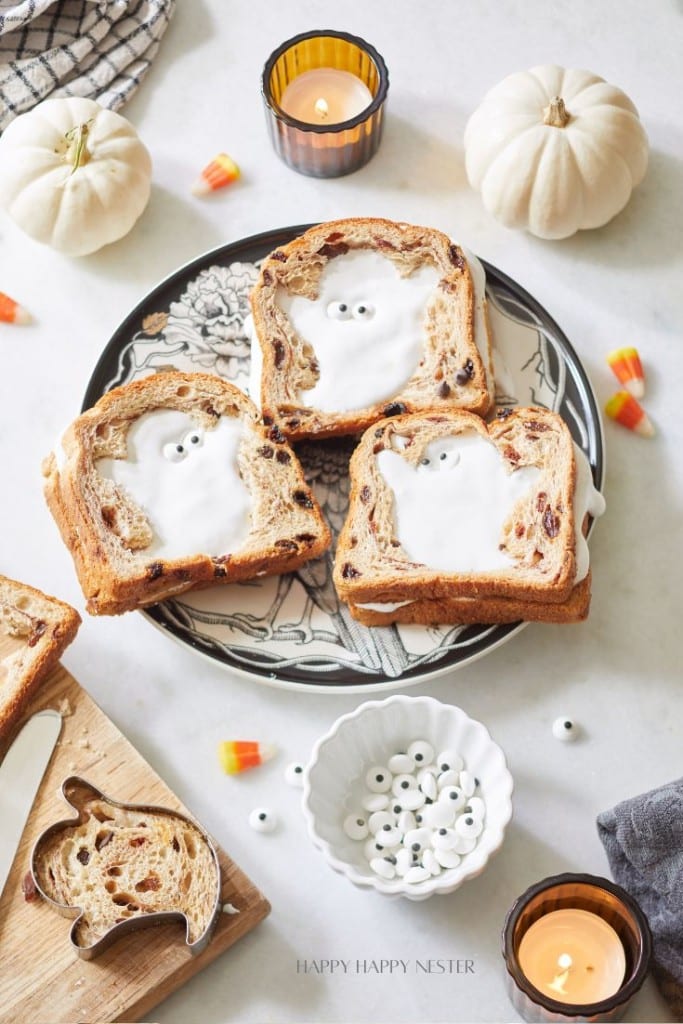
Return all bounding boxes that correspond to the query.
[84,226,604,693]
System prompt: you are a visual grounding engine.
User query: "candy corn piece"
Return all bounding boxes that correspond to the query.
[607,347,645,398]
[0,291,31,325]
[605,391,655,438]
[218,740,276,775]
[192,153,240,196]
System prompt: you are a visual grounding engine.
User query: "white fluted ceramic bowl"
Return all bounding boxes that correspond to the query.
[302,695,513,900]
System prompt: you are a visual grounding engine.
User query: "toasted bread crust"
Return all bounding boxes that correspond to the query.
[333,407,578,607]
[0,575,80,740]
[43,372,331,616]
[348,575,592,626]
[250,218,494,440]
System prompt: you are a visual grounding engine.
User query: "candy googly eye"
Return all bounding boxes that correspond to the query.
[368,810,393,834]
[370,857,396,879]
[399,788,426,811]
[459,770,476,797]
[422,848,442,877]
[435,847,462,869]
[438,786,466,812]
[455,814,483,839]
[343,815,369,840]
[163,441,187,462]
[552,717,578,742]
[394,847,412,876]
[365,765,392,793]
[402,827,432,853]
[248,808,277,833]
[182,428,204,451]
[364,838,384,861]
[327,301,352,320]
[404,865,431,884]
[377,826,402,848]
[437,750,464,775]
[420,773,437,801]
[465,796,486,821]
[396,810,416,834]
[388,753,414,774]
[407,740,434,766]
[416,765,438,785]
[362,792,390,812]
[352,301,375,320]
[453,834,477,855]
[421,801,456,830]
[431,827,458,851]
[284,762,305,787]
[436,769,460,790]
[391,773,419,797]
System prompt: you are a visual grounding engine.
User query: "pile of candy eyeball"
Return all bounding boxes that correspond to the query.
[342,740,486,883]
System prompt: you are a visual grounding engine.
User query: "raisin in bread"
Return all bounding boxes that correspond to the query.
[333,408,605,623]
[43,372,331,615]
[0,574,80,740]
[32,778,220,956]
[249,218,494,440]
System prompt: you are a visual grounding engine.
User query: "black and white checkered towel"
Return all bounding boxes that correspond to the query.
[0,0,176,132]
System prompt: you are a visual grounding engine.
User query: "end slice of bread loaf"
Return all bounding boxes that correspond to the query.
[43,372,331,616]
[249,218,494,440]
[0,575,80,740]
[32,779,220,954]
[334,407,604,619]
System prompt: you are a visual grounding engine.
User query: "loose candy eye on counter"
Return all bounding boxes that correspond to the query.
[552,717,579,742]
[248,807,278,833]
[285,762,305,786]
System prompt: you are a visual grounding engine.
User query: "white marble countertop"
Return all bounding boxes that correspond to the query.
[1,1,682,1021]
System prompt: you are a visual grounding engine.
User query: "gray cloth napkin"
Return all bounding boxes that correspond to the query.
[597,777,683,1019]
[0,0,175,133]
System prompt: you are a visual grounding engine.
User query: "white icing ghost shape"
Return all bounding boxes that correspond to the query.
[97,409,251,559]
[277,250,439,413]
[376,433,541,573]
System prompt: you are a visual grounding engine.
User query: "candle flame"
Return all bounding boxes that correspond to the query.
[314,97,329,119]
[548,953,573,995]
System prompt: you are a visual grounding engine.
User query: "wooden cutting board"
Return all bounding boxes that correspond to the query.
[0,655,270,1024]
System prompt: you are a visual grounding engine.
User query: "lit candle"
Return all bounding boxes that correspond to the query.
[518,909,626,1005]
[502,873,652,1023]
[262,30,389,178]
[278,68,373,126]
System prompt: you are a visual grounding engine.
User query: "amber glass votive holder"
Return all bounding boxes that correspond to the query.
[262,29,389,178]
[502,873,652,1023]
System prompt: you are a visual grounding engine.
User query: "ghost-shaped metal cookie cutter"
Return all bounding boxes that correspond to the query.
[30,776,222,960]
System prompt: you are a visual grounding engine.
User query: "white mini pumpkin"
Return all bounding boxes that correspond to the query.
[0,97,152,256]
[464,65,649,239]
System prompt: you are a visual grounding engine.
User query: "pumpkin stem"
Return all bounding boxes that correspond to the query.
[543,96,570,128]
[65,121,92,173]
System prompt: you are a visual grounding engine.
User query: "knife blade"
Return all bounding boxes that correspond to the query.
[0,709,62,899]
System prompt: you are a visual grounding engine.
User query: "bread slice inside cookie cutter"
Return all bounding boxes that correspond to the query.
[30,776,222,960]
